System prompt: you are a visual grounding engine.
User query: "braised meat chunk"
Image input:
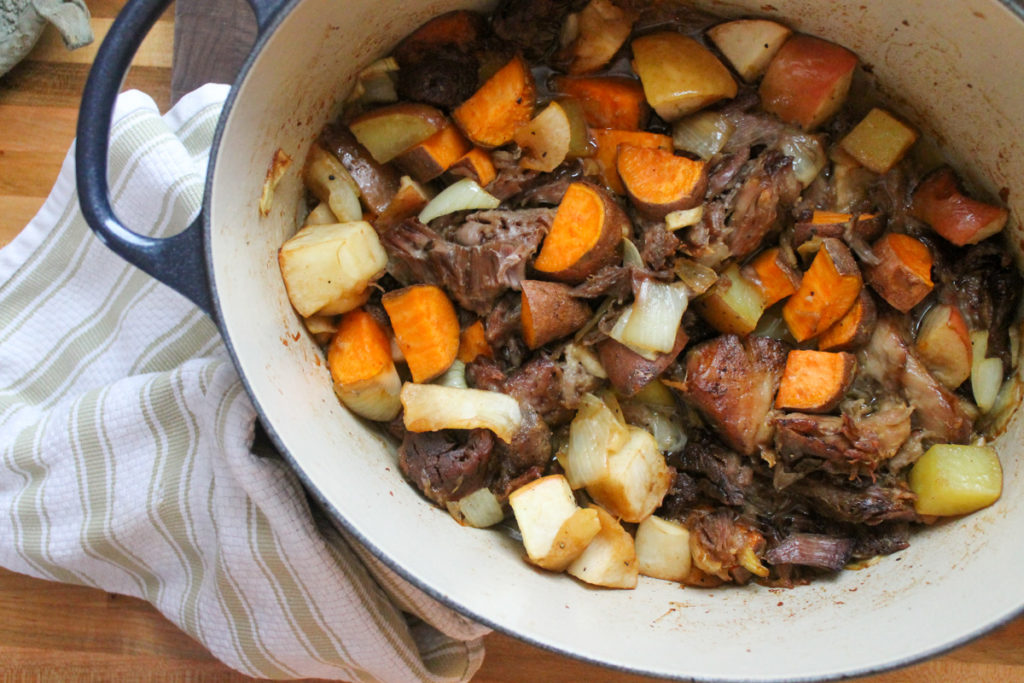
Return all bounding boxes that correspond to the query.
[676,335,788,456]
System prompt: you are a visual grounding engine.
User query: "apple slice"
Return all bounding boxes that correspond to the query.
[916,303,972,389]
[635,515,692,582]
[509,475,601,572]
[348,103,448,164]
[912,167,1009,246]
[759,34,858,130]
[512,99,590,173]
[839,107,918,174]
[567,505,638,589]
[631,32,738,122]
[707,19,792,82]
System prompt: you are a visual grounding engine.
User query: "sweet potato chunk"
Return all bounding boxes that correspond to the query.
[864,233,934,313]
[591,129,673,195]
[395,124,471,182]
[447,147,496,187]
[533,182,627,283]
[552,75,649,130]
[453,54,536,148]
[617,145,707,219]
[817,288,876,352]
[775,349,857,413]
[742,247,801,306]
[782,237,863,342]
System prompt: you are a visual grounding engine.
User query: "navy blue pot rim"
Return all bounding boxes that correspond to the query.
[78,0,1024,679]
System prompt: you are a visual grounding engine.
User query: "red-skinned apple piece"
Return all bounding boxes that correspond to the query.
[759,34,858,130]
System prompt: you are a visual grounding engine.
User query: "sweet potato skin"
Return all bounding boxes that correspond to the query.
[598,327,689,396]
[521,280,592,349]
[817,287,877,352]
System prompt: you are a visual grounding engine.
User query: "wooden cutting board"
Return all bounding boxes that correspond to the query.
[1,1,1023,680]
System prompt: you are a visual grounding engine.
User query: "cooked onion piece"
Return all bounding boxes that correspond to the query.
[565,393,629,489]
[417,178,500,224]
[400,382,522,443]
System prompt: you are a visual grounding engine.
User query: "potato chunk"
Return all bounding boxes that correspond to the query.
[909,444,1002,516]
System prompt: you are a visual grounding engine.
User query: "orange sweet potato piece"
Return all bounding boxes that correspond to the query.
[617,144,707,219]
[551,75,649,130]
[742,247,801,306]
[328,309,394,386]
[775,349,857,413]
[447,147,497,187]
[382,284,460,382]
[911,167,1009,246]
[520,280,592,349]
[396,124,472,183]
[591,129,672,195]
[453,54,536,148]
[817,288,877,352]
[533,182,628,283]
[457,320,492,363]
[864,233,934,313]
[782,237,863,342]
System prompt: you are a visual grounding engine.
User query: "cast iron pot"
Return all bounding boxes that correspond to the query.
[77,0,1024,679]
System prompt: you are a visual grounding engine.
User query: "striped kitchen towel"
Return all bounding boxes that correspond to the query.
[0,84,488,681]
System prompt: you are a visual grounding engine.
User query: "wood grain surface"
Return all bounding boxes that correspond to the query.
[1,1,1023,681]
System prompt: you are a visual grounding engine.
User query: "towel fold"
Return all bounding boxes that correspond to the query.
[0,84,488,682]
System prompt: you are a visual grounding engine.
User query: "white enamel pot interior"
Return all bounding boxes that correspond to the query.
[207,0,1024,680]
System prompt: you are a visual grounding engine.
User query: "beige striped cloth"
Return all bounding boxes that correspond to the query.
[0,84,488,681]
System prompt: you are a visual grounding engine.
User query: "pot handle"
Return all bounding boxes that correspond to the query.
[75,0,286,317]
